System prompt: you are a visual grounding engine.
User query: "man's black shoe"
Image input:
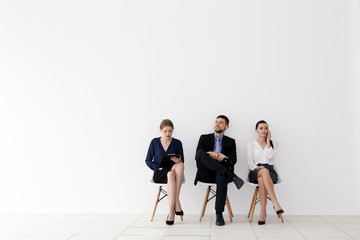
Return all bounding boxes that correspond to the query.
[215,212,225,226]
[233,174,244,190]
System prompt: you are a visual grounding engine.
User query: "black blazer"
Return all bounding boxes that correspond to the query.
[194,133,237,185]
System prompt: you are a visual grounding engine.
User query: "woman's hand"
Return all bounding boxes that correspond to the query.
[267,130,272,142]
[170,156,181,163]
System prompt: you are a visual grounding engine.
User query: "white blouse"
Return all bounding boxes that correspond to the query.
[247,140,278,171]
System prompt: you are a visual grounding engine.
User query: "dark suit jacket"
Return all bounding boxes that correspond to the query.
[194,133,237,184]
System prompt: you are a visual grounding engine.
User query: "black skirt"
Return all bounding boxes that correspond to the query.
[248,164,278,184]
[153,166,173,183]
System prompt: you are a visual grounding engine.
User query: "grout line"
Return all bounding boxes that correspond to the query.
[20,214,70,240]
[209,214,213,240]
[284,216,308,240]
[162,217,171,240]
[0,215,37,240]
[113,214,148,240]
[319,215,357,240]
[249,218,260,240]
[65,214,108,240]
[2,217,32,237]
[128,214,151,228]
[3,214,360,240]
[0,214,40,232]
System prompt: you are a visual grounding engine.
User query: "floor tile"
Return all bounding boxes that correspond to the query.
[96,215,141,227]
[68,236,115,240]
[253,227,304,238]
[300,229,352,238]
[115,236,163,240]
[23,236,70,240]
[165,227,209,236]
[131,219,172,228]
[257,238,305,240]
[170,215,211,228]
[290,222,338,230]
[33,225,86,236]
[305,238,352,240]
[163,236,209,240]
[75,226,126,236]
[121,227,168,236]
[331,222,360,230]
[0,226,42,236]
[285,215,325,223]
[0,214,359,240]
[345,230,360,238]
[210,237,257,240]
[210,222,255,237]
[321,216,360,223]
[0,238,23,240]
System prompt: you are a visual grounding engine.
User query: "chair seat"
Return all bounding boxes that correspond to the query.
[149,179,167,186]
[149,177,186,185]
[246,178,283,186]
[197,181,216,186]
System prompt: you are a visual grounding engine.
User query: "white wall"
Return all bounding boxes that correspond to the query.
[0,0,359,215]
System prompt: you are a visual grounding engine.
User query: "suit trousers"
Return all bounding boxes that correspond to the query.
[195,149,231,212]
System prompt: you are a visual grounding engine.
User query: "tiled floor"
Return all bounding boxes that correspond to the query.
[0,214,359,240]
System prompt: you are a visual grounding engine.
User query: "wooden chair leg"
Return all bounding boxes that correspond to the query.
[228,197,234,217]
[279,214,284,223]
[225,195,233,222]
[248,187,258,218]
[249,187,258,223]
[199,186,211,221]
[151,186,162,221]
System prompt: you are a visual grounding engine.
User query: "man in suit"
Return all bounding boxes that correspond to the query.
[194,115,244,226]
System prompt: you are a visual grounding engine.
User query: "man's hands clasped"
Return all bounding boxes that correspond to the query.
[207,151,227,162]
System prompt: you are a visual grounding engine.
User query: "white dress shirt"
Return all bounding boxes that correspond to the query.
[247,140,278,171]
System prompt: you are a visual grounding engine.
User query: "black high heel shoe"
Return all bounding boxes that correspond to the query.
[166,215,174,225]
[175,210,184,216]
[258,220,266,225]
[273,207,284,216]
[258,214,266,225]
[175,210,184,221]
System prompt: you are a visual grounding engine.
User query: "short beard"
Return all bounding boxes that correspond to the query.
[215,129,224,134]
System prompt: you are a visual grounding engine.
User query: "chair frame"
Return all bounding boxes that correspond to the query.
[151,184,168,221]
[198,182,234,222]
[150,178,185,221]
[247,183,284,223]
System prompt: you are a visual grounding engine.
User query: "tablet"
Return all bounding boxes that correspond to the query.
[159,153,180,168]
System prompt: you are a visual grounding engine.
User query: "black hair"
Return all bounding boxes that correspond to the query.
[255,120,274,148]
[217,115,229,125]
[255,120,267,129]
